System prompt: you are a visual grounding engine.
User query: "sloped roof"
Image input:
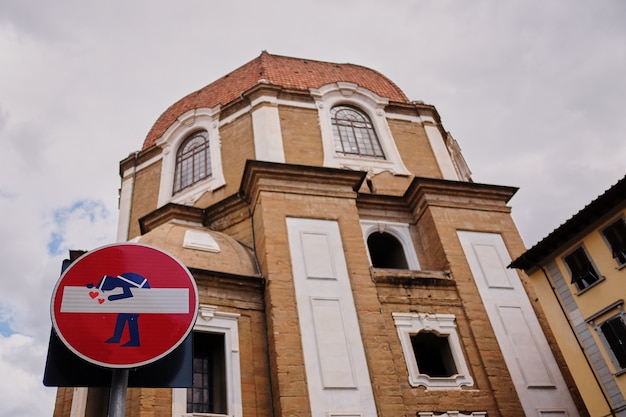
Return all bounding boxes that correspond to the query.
[142,51,410,150]
[510,175,626,271]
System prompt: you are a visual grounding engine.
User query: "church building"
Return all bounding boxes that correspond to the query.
[53,52,585,417]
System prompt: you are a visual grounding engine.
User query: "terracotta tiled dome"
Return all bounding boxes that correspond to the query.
[137,222,259,277]
[142,51,410,150]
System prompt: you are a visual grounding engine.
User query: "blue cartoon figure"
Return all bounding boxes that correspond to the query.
[87,272,150,347]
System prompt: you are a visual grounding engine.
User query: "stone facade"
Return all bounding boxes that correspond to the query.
[53,52,586,417]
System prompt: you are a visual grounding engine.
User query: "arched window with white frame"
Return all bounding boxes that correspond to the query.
[360,220,420,270]
[173,130,212,194]
[310,82,410,175]
[331,105,385,159]
[154,106,226,207]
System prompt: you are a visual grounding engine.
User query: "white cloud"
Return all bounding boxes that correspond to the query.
[0,333,56,416]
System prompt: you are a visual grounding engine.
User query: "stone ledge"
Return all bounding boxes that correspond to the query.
[371,268,455,287]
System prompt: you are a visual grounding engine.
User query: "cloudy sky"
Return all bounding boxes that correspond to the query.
[1,1,625,415]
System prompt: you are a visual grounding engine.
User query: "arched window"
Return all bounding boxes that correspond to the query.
[331,105,385,159]
[173,130,211,194]
[367,232,409,269]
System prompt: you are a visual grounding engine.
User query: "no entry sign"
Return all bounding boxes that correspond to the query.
[50,243,199,368]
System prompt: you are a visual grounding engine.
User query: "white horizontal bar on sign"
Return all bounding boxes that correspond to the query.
[60,287,190,314]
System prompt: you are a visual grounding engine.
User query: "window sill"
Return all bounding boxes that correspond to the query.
[183,413,228,417]
[575,276,606,296]
[169,176,226,206]
[371,268,454,287]
[409,373,474,390]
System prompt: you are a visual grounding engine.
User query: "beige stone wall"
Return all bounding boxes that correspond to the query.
[246,175,529,416]
[104,86,581,416]
[388,118,443,179]
[52,388,74,417]
[195,273,270,417]
[94,272,270,417]
[196,113,256,209]
[127,160,162,239]
[280,106,324,167]
[413,204,526,416]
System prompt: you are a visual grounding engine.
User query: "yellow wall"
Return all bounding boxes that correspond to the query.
[529,208,626,416]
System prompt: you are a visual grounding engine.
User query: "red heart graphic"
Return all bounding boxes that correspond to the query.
[89,291,99,299]
[98,298,105,304]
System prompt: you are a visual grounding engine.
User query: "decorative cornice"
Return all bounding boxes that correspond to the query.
[138,203,204,234]
[404,176,518,222]
[357,176,517,222]
[238,160,366,211]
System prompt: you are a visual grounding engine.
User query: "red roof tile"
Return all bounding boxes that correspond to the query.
[142,51,410,150]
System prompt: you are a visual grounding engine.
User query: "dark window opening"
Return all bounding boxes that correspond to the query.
[367,232,409,269]
[602,218,626,265]
[187,332,227,415]
[174,130,212,194]
[331,105,385,159]
[564,247,601,290]
[411,332,458,377]
[600,316,626,370]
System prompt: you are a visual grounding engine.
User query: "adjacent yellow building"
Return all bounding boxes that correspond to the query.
[511,175,626,417]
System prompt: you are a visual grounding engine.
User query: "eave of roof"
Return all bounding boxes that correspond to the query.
[509,175,626,271]
[142,51,410,150]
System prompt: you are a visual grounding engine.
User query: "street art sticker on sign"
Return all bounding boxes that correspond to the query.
[50,243,199,368]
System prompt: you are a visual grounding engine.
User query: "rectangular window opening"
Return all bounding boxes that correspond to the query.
[187,332,227,415]
[602,218,626,266]
[600,316,626,370]
[564,247,601,291]
[410,332,458,378]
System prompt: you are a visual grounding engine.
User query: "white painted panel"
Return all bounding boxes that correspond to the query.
[497,305,554,387]
[472,243,513,289]
[116,176,133,242]
[423,124,458,181]
[457,231,579,417]
[311,297,357,388]
[183,230,220,252]
[301,232,336,279]
[251,104,285,163]
[287,217,377,417]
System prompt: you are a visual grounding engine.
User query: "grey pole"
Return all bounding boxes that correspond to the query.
[108,368,129,417]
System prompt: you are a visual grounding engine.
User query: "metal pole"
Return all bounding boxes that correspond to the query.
[108,368,129,417]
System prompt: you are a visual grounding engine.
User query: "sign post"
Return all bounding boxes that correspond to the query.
[50,243,199,415]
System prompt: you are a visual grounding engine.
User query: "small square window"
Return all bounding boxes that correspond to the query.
[563,247,601,291]
[602,218,626,266]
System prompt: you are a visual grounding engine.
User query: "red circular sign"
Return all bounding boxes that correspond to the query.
[50,243,198,368]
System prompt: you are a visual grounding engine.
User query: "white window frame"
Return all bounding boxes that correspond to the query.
[310,82,409,176]
[360,220,420,270]
[172,305,242,417]
[156,107,226,207]
[392,312,473,389]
